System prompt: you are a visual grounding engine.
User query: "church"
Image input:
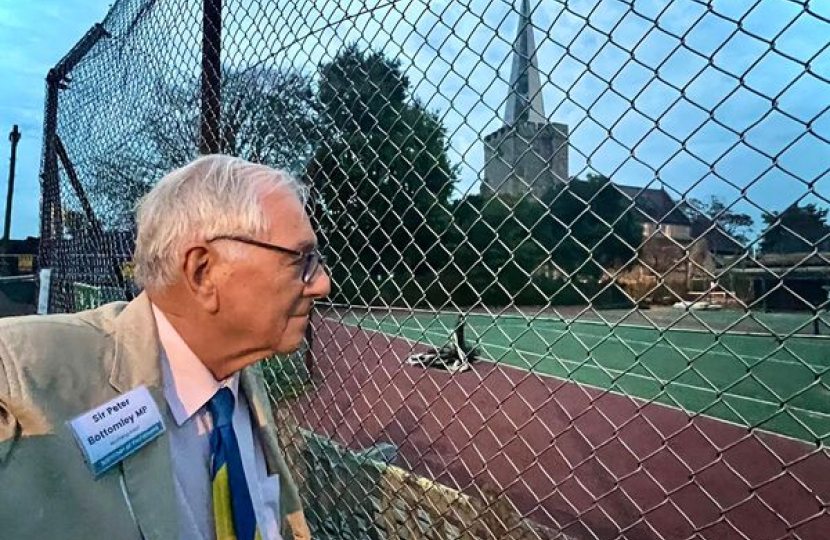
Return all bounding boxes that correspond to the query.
[481,0,568,198]
[482,0,738,303]
[483,0,696,247]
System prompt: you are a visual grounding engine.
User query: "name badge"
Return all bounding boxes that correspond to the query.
[68,385,166,477]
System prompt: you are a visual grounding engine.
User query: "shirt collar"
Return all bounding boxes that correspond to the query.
[152,303,239,426]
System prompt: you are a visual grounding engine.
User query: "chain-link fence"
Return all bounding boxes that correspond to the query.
[40,0,829,538]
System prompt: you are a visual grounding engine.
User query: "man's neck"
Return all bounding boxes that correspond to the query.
[148,294,269,381]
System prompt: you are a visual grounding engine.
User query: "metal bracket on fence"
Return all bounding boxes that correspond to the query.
[0,274,35,283]
[37,268,52,315]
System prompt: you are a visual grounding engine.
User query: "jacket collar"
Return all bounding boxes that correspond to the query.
[240,366,279,468]
[110,292,163,394]
[109,292,178,540]
[240,363,302,518]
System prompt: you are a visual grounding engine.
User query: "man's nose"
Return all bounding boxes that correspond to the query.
[306,265,331,298]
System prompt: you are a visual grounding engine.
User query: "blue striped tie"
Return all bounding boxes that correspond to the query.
[208,387,260,540]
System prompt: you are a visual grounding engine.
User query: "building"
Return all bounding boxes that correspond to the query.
[690,217,744,259]
[611,185,756,304]
[615,184,692,241]
[731,252,830,311]
[482,0,569,197]
[479,2,764,306]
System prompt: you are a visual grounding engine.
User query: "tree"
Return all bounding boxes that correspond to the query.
[446,194,547,305]
[760,203,830,254]
[540,174,642,276]
[307,45,457,303]
[444,174,642,306]
[92,66,321,230]
[686,196,754,245]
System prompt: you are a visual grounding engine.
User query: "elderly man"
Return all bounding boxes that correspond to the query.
[0,155,329,540]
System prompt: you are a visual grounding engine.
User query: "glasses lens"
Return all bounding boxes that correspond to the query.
[302,252,320,283]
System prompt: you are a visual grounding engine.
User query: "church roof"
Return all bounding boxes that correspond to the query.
[504,0,546,125]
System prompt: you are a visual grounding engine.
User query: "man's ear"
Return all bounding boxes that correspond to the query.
[182,245,219,313]
[0,402,21,463]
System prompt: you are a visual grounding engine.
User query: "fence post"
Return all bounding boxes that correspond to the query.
[38,23,110,313]
[40,72,61,272]
[200,0,222,155]
[3,125,21,255]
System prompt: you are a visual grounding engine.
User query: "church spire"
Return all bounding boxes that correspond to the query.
[504,0,546,125]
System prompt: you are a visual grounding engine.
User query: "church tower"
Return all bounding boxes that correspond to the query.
[482,0,569,197]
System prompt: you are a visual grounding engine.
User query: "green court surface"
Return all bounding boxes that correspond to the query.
[341,309,830,445]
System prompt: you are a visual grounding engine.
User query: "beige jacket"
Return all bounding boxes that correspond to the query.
[0,293,310,540]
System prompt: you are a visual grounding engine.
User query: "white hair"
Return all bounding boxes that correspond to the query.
[133,154,308,292]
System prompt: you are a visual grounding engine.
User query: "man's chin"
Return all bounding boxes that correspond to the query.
[271,334,307,355]
[270,318,309,354]
[272,343,303,355]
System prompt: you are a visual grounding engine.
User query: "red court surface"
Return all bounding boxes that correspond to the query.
[290,319,830,540]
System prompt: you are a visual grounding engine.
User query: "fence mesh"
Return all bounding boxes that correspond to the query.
[40,0,829,538]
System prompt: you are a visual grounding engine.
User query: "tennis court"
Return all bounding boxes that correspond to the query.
[342,307,830,445]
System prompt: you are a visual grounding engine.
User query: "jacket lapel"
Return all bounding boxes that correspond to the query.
[109,293,179,540]
[240,367,278,469]
[240,366,303,518]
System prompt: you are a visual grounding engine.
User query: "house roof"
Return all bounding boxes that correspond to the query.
[614,184,691,226]
[737,252,830,269]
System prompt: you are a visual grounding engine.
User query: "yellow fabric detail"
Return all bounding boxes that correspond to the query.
[212,464,237,540]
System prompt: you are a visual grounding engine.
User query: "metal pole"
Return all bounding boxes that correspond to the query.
[41,73,62,263]
[4,125,21,252]
[199,0,222,155]
[38,23,108,313]
[54,135,101,234]
[40,21,110,247]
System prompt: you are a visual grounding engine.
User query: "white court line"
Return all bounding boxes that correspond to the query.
[359,317,827,370]
[332,319,830,444]
[368,322,830,420]
[487,320,828,368]
[480,340,829,416]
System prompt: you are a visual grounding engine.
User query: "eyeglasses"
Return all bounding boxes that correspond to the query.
[207,235,325,284]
